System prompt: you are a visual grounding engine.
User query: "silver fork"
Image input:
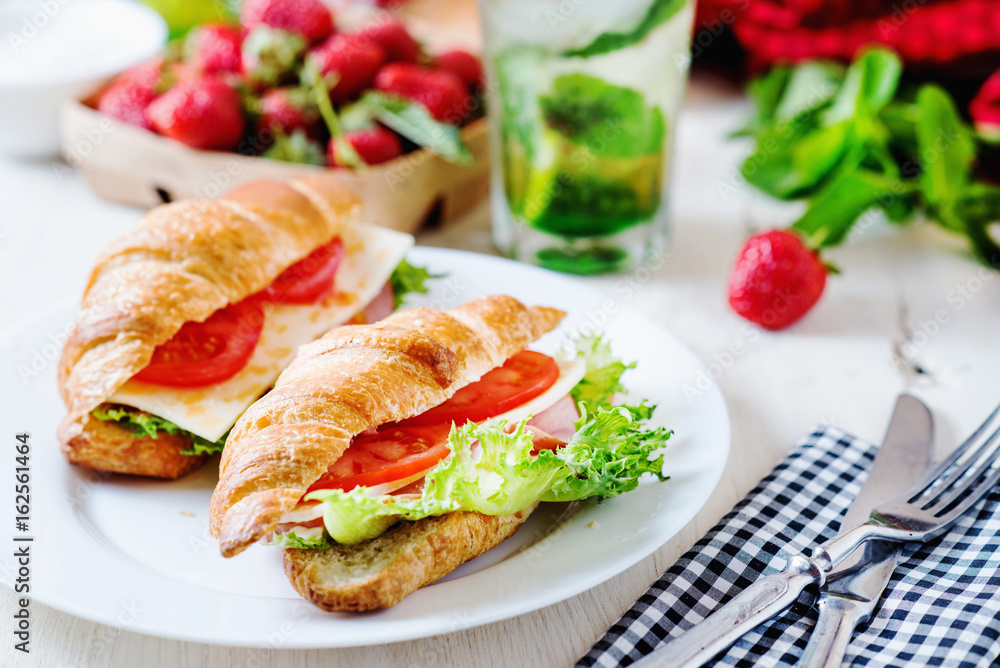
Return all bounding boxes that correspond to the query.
[640,403,1000,668]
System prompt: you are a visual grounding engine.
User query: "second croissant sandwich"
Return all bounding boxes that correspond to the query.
[209,295,674,611]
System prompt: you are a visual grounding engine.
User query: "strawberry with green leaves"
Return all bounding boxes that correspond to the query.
[185,24,244,75]
[356,18,421,63]
[258,86,320,136]
[240,0,334,45]
[147,77,246,150]
[328,127,402,166]
[307,33,387,103]
[374,63,469,124]
[97,58,164,130]
[434,50,483,90]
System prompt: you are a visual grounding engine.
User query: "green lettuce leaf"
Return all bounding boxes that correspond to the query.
[569,334,635,409]
[271,531,332,550]
[306,405,671,545]
[91,405,226,456]
[389,259,443,308]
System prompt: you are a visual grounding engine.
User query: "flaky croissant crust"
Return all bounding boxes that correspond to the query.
[57,177,360,432]
[210,295,565,556]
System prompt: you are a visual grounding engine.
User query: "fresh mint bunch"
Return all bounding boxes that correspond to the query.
[740,47,1000,266]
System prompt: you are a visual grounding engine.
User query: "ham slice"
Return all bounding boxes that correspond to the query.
[361,282,396,323]
[527,394,579,443]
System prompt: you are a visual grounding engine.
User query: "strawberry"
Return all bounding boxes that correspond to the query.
[117,57,164,90]
[355,18,421,62]
[98,80,158,130]
[374,63,469,123]
[328,127,402,166]
[259,86,319,135]
[240,0,334,45]
[728,230,828,330]
[971,69,1000,141]
[307,34,386,103]
[97,58,163,130]
[433,50,483,90]
[186,24,244,75]
[147,77,246,150]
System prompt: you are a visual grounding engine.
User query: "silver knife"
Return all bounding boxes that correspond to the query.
[798,395,933,667]
[632,394,934,668]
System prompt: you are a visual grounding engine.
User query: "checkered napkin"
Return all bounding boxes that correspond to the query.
[578,427,1000,668]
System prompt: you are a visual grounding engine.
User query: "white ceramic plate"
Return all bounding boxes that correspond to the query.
[0,247,729,648]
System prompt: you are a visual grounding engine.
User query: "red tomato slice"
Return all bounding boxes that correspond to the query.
[307,422,453,492]
[132,298,265,387]
[257,237,345,304]
[305,351,561,493]
[399,350,560,427]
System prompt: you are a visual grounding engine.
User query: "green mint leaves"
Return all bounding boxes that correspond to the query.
[563,0,688,58]
[741,47,1000,266]
[358,91,473,165]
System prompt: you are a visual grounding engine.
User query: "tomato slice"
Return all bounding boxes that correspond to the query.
[399,350,560,427]
[305,351,561,493]
[132,298,265,387]
[257,237,345,304]
[307,422,453,492]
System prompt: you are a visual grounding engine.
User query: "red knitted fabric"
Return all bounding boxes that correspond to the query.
[695,0,1000,69]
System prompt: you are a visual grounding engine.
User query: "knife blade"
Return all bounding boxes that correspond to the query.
[798,395,934,668]
[634,394,934,668]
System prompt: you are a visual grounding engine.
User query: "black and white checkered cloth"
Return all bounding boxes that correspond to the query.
[578,427,1000,668]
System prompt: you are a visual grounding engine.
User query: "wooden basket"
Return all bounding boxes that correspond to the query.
[60,97,490,234]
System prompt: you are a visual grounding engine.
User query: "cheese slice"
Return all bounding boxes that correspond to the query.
[278,356,587,527]
[109,223,414,442]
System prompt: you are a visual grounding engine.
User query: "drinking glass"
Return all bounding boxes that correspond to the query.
[478,0,695,274]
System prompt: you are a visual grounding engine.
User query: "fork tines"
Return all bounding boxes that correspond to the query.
[910,403,1000,520]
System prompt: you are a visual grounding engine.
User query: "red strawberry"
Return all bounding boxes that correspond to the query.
[727,230,828,331]
[240,0,334,44]
[259,86,319,135]
[433,50,483,90]
[186,24,244,75]
[98,80,157,130]
[971,69,1000,140]
[147,77,246,150]
[308,34,386,103]
[97,58,163,129]
[117,57,164,90]
[374,63,469,123]
[328,127,402,166]
[355,18,421,62]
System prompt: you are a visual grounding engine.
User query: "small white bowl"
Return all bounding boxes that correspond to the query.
[0,0,167,158]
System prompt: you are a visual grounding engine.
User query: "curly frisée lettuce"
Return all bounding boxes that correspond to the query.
[91,405,227,456]
[568,334,636,409]
[306,404,672,545]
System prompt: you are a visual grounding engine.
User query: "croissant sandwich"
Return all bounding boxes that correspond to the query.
[209,295,674,611]
[58,177,432,479]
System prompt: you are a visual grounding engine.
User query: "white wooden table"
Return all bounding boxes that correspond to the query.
[1,78,997,668]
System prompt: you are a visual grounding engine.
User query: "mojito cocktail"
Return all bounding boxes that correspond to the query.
[480,0,695,274]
